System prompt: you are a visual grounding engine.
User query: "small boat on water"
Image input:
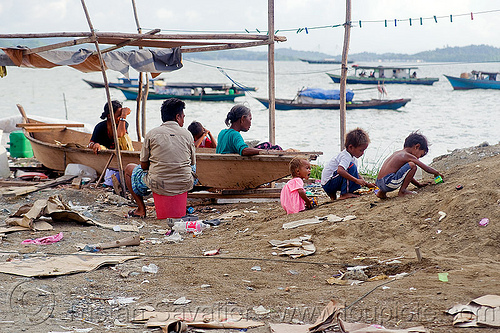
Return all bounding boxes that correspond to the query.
[300,58,353,64]
[444,71,500,90]
[83,78,258,91]
[327,65,439,85]
[116,86,245,102]
[17,111,321,189]
[255,88,410,110]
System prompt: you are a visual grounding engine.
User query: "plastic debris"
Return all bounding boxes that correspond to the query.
[251,266,262,271]
[173,296,191,305]
[21,232,64,245]
[438,272,449,282]
[479,218,489,226]
[203,249,220,256]
[142,264,159,274]
[438,211,447,221]
[253,305,270,315]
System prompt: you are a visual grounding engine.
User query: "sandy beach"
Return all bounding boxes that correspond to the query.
[0,142,499,332]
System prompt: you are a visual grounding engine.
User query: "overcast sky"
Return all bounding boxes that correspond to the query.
[1,0,499,55]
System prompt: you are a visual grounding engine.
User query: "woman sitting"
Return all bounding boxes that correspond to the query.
[216,105,262,156]
[88,100,134,153]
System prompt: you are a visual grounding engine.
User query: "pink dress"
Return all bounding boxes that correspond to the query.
[280,178,306,214]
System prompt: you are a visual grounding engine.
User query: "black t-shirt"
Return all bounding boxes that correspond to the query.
[90,120,129,149]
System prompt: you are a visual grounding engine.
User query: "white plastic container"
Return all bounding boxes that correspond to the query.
[64,163,98,182]
[172,221,209,234]
[0,145,10,179]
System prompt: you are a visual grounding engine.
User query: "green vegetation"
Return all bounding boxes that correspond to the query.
[309,163,323,180]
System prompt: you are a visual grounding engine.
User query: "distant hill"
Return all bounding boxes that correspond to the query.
[2,38,500,62]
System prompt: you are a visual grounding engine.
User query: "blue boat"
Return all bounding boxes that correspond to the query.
[327,65,439,85]
[83,78,257,91]
[255,88,410,110]
[444,71,500,90]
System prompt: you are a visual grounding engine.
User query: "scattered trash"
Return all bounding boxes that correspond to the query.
[107,296,137,306]
[434,175,444,184]
[253,305,270,315]
[478,218,489,227]
[186,206,195,214]
[142,264,159,274]
[268,235,316,258]
[282,215,356,229]
[203,249,220,256]
[438,272,449,282]
[112,225,121,232]
[288,270,299,275]
[456,184,463,190]
[172,220,209,234]
[447,294,500,327]
[203,218,221,226]
[165,231,183,243]
[21,232,63,245]
[342,269,368,281]
[201,284,211,288]
[173,296,191,305]
[437,229,442,234]
[82,235,140,252]
[251,266,262,271]
[438,211,447,221]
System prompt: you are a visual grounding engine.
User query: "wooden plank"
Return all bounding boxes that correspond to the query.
[17,123,84,127]
[188,191,280,199]
[0,180,41,187]
[221,188,281,195]
[1,175,77,197]
[71,177,82,189]
[23,126,68,132]
[22,37,95,54]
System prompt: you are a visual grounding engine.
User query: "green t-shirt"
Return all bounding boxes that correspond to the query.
[216,128,248,155]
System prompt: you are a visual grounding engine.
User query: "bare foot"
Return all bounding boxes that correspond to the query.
[376,191,387,199]
[338,193,359,200]
[398,189,417,197]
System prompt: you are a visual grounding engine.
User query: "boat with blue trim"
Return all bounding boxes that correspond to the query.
[327,65,439,85]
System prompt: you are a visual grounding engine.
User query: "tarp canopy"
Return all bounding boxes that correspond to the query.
[0,47,182,76]
[299,88,354,102]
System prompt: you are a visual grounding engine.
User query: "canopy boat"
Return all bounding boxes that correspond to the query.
[83,77,258,91]
[18,113,321,190]
[444,71,500,90]
[327,65,439,85]
[299,58,353,64]
[116,85,245,101]
[255,88,410,110]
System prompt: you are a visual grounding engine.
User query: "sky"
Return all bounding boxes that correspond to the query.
[1,0,500,55]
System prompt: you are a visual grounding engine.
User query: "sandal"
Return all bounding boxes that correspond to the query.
[127,209,146,219]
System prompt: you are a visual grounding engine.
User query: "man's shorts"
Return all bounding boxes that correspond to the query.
[375,163,412,193]
[131,165,152,197]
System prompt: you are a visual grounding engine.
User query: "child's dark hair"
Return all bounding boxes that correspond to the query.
[289,156,307,176]
[188,121,204,138]
[161,98,185,122]
[345,128,370,148]
[404,131,429,153]
[101,100,122,119]
[225,104,251,127]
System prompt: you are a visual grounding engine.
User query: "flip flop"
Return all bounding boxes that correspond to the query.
[128,209,145,219]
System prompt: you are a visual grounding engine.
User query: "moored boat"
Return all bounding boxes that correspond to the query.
[19,116,321,189]
[255,88,410,110]
[83,78,258,91]
[327,65,439,85]
[300,58,353,64]
[444,71,500,90]
[116,86,245,102]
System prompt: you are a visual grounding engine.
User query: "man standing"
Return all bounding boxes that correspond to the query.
[125,98,195,218]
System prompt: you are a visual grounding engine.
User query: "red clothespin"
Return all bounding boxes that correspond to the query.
[471,12,474,20]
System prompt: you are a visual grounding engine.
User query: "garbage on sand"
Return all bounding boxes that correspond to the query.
[21,231,63,245]
[269,299,428,332]
[446,294,500,328]
[282,214,356,229]
[269,235,316,258]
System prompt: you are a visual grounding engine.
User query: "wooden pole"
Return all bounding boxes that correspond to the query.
[339,0,352,148]
[268,0,276,145]
[131,0,144,142]
[80,0,126,195]
[142,74,149,138]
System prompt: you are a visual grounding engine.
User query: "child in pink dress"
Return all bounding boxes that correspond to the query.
[280,157,314,214]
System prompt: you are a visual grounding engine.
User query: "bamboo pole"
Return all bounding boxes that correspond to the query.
[95,28,161,55]
[141,73,149,138]
[268,0,276,145]
[80,0,126,195]
[131,0,144,142]
[339,0,352,148]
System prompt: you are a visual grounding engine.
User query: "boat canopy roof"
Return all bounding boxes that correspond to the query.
[471,70,500,76]
[352,65,419,71]
[299,88,354,102]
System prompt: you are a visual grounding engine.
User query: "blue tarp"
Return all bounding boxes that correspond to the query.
[299,88,354,102]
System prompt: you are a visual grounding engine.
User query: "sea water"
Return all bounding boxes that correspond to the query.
[0,60,499,170]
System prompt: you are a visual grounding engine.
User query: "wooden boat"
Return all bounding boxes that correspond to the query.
[19,117,321,189]
[256,97,410,110]
[299,58,353,64]
[83,78,258,91]
[116,86,245,101]
[444,71,500,90]
[327,65,439,85]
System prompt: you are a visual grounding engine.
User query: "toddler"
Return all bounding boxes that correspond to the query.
[321,128,375,200]
[280,157,314,214]
[188,121,217,148]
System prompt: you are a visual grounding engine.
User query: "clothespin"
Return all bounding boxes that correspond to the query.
[450,15,453,23]
[471,12,474,20]
[409,18,412,26]
[394,19,397,27]
[434,15,437,23]
[359,20,362,28]
[305,27,308,34]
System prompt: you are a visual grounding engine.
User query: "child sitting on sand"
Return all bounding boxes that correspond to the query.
[375,132,443,198]
[280,157,314,214]
[188,121,217,148]
[321,128,375,200]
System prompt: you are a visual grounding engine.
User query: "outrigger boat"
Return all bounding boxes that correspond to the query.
[299,58,353,64]
[327,65,439,85]
[83,77,258,91]
[116,86,245,102]
[17,110,321,190]
[255,88,410,110]
[444,71,500,90]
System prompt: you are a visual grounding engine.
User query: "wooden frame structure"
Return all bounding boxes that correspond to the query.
[0,0,285,195]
